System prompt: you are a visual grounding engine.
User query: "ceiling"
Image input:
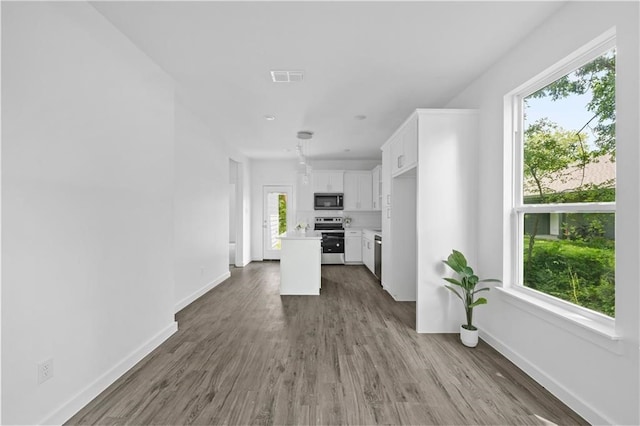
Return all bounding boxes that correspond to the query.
[91,1,565,161]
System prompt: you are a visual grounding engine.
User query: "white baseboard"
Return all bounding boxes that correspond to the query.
[40,321,178,425]
[174,271,231,313]
[235,259,251,267]
[390,293,417,302]
[480,329,612,425]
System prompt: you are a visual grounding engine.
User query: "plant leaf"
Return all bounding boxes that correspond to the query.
[473,287,490,295]
[450,250,468,269]
[444,285,463,300]
[443,260,463,274]
[469,297,488,308]
[443,277,462,286]
[460,277,473,292]
[444,250,468,273]
[442,260,453,271]
[479,278,502,283]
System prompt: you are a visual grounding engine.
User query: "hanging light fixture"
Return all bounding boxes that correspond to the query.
[297,131,313,183]
[297,141,306,165]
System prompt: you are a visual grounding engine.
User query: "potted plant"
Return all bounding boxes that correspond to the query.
[295,222,309,232]
[443,249,501,347]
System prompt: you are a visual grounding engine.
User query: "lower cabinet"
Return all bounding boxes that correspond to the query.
[345,230,362,263]
[362,232,375,274]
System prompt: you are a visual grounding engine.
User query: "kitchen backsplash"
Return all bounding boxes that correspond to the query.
[296,210,382,230]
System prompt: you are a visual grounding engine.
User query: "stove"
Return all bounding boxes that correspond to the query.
[314,217,345,264]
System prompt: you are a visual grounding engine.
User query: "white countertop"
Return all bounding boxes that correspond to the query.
[347,227,382,237]
[278,230,322,240]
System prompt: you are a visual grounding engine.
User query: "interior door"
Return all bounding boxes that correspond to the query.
[263,185,292,260]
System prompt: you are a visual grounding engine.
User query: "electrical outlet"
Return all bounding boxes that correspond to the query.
[38,358,54,384]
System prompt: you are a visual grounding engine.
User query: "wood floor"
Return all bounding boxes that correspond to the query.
[68,262,586,425]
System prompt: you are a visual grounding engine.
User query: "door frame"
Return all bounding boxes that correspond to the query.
[262,185,293,260]
[229,159,245,267]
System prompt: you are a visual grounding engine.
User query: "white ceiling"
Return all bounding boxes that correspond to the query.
[92,1,565,160]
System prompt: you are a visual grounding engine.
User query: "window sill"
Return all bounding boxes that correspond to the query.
[495,287,622,354]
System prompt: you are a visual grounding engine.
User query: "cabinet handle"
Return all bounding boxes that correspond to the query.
[387,208,391,218]
[397,155,404,169]
[387,194,391,205]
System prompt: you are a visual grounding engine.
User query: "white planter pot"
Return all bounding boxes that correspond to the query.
[460,325,478,348]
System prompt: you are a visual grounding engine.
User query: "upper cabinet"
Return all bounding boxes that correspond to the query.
[371,165,382,210]
[389,114,418,177]
[298,167,381,212]
[344,171,373,211]
[296,173,314,211]
[312,170,344,193]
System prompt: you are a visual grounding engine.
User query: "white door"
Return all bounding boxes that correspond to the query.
[263,185,292,260]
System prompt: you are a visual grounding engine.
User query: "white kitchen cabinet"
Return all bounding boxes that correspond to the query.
[343,171,372,211]
[344,230,362,263]
[390,114,418,177]
[296,172,313,211]
[371,165,382,210]
[362,231,375,274]
[312,170,344,193]
[279,232,322,295]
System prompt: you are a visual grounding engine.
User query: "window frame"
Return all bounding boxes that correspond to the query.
[505,29,617,328]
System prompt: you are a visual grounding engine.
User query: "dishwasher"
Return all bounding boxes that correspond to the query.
[374,235,382,280]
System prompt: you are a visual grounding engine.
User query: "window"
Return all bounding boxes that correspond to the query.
[510,33,616,319]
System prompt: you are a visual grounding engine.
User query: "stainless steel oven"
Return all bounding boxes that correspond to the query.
[314,217,345,264]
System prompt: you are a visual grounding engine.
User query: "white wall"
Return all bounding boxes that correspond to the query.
[173,102,238,312]
[225,158,251,267]
[2,3,176,424]
[390,173,417,302]
[446,2,639,424]
[229,161,237,243]
[228,158,251,268]
[236,160,252,267]
[1,3,4,421]
[229,183,236,241]
[416,111,479,330]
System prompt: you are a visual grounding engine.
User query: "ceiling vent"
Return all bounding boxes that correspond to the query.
[271,70,304,83]
[297,130,313,140]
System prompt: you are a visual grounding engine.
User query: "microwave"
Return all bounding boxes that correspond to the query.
[314,193,344,210]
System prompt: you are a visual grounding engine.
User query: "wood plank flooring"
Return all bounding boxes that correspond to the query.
[67,262,586,425]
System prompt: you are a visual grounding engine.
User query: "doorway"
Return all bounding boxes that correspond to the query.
[263,185,292,260]
[229,159,244,267]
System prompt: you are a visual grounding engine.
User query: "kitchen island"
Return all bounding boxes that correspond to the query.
[278,231,322,295]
